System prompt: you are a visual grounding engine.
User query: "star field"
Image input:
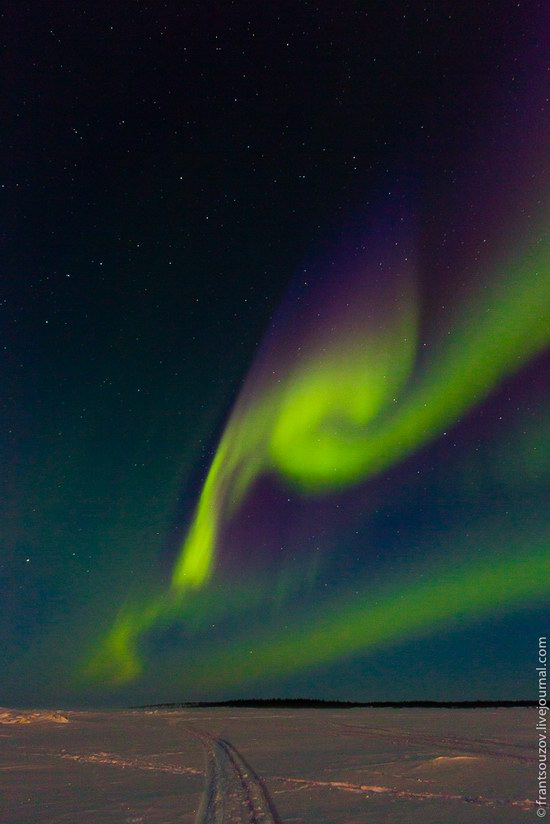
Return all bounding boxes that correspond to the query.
[1,1,548,706]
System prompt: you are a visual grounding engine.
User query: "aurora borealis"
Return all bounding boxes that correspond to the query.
[2,2,549,707]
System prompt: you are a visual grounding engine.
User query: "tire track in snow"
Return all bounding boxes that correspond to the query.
[187,727,282,824]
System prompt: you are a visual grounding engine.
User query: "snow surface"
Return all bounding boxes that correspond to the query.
[0,707,535,822]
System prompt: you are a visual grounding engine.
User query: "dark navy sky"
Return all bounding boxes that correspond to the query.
[2,2,548,707]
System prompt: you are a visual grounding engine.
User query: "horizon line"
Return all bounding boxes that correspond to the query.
[132,698,537,709]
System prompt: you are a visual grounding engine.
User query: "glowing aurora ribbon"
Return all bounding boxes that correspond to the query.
[83,207,549,687]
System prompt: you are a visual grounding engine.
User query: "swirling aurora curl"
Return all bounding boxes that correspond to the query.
[82,198,550,688]
[84,40,550,686]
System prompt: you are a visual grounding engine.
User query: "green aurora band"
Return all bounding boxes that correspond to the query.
[83,209,550,688]
[174,521,550,690]
[170,227,549,592]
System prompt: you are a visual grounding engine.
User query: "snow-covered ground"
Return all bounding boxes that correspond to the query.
[0,707,535,822]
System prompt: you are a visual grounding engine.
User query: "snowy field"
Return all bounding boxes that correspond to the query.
[0,707,535,823]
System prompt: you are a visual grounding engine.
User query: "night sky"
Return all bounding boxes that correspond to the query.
[2,2,549,707]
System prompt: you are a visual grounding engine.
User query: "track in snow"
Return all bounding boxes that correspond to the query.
[188,727,282,824]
